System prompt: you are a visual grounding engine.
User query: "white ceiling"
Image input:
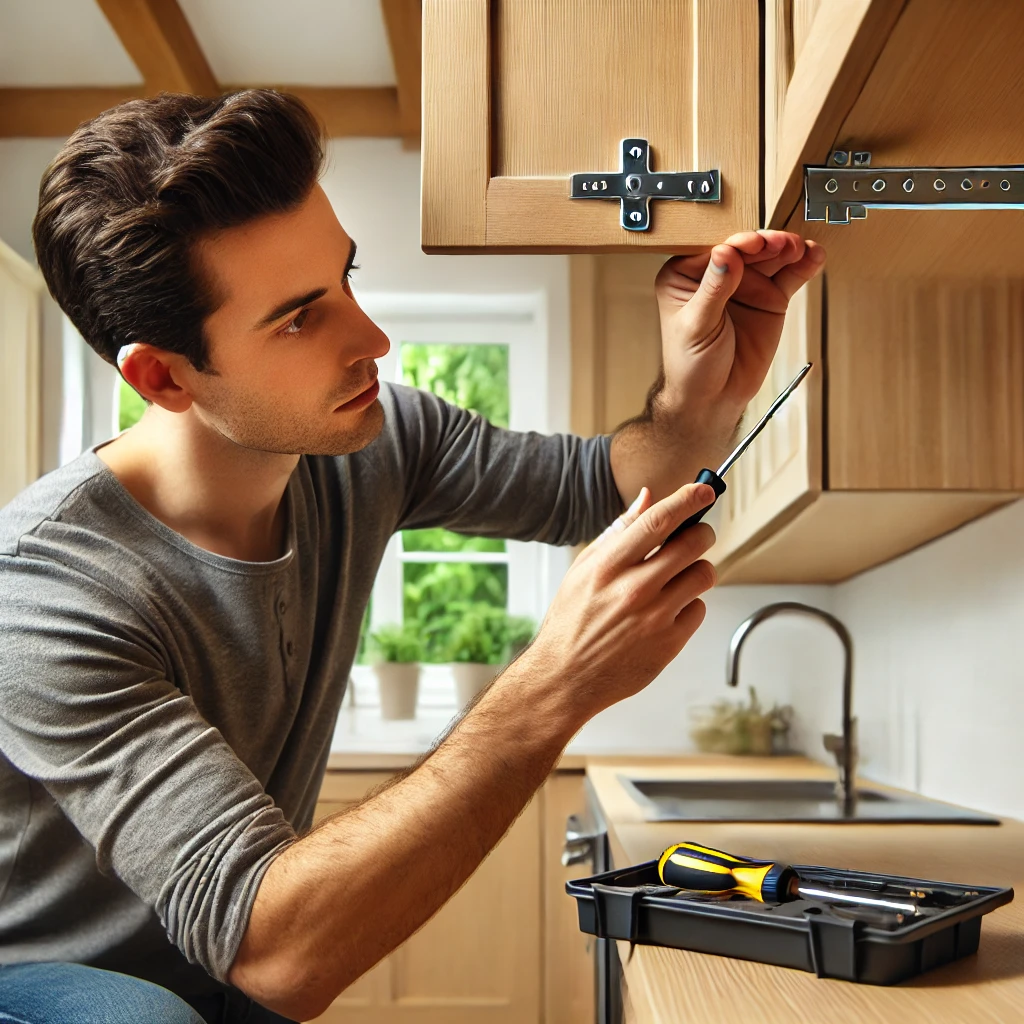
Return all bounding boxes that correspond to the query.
[0,0,397,87]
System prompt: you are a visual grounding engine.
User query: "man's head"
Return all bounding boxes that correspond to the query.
[33,89,389,456]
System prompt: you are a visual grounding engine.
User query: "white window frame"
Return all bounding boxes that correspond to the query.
[352,291,557,708]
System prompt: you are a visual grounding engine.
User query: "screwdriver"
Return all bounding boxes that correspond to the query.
[658,841,922,916]
[663,362,812,546]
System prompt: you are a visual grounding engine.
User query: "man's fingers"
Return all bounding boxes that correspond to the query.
[673,598,708,644]
[603,482,716,569]
[662,558,718,614]
[682,245,743,342]
[771,241,826,299]
[581,486,652,562]
[746,234,804,278]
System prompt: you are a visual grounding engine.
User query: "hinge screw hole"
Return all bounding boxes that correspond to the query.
[933,179,946,191]
[1001,179,1011,191]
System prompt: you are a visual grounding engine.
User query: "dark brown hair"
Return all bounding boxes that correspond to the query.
[33,89,326,370]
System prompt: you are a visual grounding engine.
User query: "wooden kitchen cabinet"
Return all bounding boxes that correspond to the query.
[422,0,759,253]
[571,261,1024,582]
[309,769,592,1024]
[766,0,1024,275]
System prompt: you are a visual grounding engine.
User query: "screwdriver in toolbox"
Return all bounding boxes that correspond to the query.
[658,841,922,916]
[662,362,812,546]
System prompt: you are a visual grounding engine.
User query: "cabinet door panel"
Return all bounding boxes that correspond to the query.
[423,0,759,253]
[710,275,823,577]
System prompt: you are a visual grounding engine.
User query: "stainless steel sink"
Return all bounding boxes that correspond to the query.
[619,776,1000,825]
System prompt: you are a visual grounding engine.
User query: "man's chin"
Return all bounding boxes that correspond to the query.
[315,398,386,456]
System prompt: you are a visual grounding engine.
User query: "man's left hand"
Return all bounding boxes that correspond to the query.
[655,230,826,432]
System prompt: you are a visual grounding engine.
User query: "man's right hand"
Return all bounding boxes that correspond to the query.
[521,481,717,727]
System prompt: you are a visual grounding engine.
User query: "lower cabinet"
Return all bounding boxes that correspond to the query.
[307,770,592,1024]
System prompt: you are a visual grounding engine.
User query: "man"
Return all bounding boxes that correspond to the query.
[0,89,824,1023]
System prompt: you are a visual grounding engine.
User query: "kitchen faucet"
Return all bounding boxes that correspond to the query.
[726,602,856,816]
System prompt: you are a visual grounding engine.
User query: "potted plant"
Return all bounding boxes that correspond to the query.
[446,606,509,707]
[689,687,794,756]
[368,623,422,720]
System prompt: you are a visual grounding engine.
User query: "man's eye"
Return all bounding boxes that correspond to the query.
[282,309,310,335]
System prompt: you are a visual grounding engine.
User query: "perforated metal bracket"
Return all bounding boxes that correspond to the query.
[805,150,1024,224]
[570,138,721,231]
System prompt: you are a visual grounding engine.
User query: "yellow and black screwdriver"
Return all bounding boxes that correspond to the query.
[658,841,922,917]
[662,362,812,546]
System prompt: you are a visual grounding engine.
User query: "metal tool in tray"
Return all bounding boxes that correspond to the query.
[567,846,1014,984]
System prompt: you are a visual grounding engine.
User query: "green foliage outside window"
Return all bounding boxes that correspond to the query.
[118,379,147,432]
[400,343,509,427]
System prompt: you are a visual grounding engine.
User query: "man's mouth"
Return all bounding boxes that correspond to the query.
[336,377,380,412]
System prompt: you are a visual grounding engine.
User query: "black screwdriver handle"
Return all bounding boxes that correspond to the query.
[663,468,727,545]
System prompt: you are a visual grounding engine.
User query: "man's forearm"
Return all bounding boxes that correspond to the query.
[610,371,743,505]
[229,652,578,1020]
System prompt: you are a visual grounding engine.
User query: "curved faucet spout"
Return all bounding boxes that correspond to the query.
[726,602,855,816]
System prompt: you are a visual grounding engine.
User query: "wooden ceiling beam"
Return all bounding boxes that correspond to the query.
[381,0,422,149]
[0,88,145,137]
[95,0,218,95]
[221,86,402,138]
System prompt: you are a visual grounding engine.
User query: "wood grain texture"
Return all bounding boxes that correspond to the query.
[828,278,1024,490]
[95,0,218,95]
[715,490,1016,584]
[766,0,905,228]
[543,772,595,1024]
[381,0,422,147]
[790,0,1024,275]
[569,253,666,437]
[425,0,758,252]
[709,275,823,568]
[0,87,144,137]
[587,760,1024,1024]
[421,0,489,251]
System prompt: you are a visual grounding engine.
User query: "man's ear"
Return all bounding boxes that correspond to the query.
[117,343,194,413]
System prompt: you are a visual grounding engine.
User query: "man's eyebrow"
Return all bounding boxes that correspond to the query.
[253,287,328,331]
[252,240,358,331]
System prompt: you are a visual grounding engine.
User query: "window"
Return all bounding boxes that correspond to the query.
[351,292,568,707]
[399,341,510,662]
[118,379,146,431]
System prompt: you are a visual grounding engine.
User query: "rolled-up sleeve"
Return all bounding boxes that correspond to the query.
[381,383,624,544]
[0,556,295,982]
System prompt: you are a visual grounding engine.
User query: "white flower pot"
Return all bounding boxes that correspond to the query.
[373,662,421,720]
[452,662,497,707]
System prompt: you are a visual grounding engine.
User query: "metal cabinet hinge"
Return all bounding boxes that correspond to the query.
[571,138,721,231]
[805,150,1024,224]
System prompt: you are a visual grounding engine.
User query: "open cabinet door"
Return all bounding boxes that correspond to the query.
[422,0,760,254]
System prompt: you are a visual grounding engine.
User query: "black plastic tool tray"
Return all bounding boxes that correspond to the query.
[567,860,1013,984]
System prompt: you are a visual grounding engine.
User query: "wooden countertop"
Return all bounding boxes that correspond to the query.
[586,758,1024,1024]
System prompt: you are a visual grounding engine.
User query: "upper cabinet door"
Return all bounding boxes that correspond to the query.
[422,0,760,253]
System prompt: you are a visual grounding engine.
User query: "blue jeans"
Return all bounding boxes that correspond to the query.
[0,962,296,1024]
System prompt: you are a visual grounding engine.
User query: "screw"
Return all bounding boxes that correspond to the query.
[629,211,643,223]
[832,151,849,166]
[853,151,872,166]
[626,175,641,192]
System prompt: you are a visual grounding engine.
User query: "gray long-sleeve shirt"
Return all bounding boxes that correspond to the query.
[0,383,621,1000]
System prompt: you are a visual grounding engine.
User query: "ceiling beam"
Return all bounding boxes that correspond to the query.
[381,0,422,148]
[0,88,145,137]
[95,0,218,95]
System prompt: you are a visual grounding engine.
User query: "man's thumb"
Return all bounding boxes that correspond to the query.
[685,245,742,338]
